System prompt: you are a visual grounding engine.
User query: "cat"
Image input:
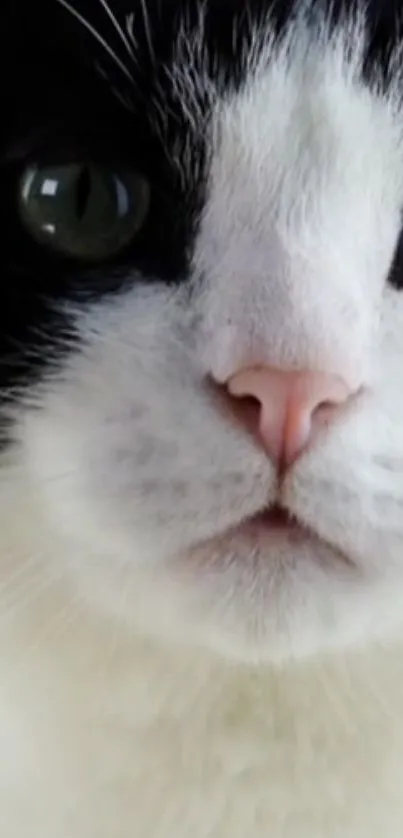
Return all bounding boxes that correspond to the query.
[2,0,403,834]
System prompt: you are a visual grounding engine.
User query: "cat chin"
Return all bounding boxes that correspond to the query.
[56,514,398,666]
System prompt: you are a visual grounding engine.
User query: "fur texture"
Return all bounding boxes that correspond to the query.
[3,0,403,834]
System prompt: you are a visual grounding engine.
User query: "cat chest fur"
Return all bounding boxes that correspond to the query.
[0,613,402,838]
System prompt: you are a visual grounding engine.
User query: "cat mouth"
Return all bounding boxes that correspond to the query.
[242,504,312,540]
[233,504,353,563]
[251,505,299,528]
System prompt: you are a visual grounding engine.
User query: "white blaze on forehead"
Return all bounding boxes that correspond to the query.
[193,20,403,386]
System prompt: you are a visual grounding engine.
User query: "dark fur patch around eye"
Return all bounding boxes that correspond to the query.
[1,0,403,423]
[387,229,403,290]
[0,0,211,412]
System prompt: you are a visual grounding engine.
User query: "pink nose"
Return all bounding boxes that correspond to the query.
[227,366,354,467]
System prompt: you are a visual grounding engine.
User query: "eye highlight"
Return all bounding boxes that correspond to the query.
[18,162,150,261]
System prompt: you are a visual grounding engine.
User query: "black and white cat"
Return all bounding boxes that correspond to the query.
[2,0,403,834]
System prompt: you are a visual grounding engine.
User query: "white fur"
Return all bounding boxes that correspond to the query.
[2,15,403,836]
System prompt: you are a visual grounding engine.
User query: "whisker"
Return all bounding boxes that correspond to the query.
[125,12,137,51]
[139,0,155,64]
[109,85,135,112]
[55,0,135,85]
[97,0,136,61]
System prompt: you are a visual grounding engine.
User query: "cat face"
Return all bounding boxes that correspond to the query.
[3,0,403,662]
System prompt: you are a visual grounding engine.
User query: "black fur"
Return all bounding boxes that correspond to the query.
[1,0,402,401]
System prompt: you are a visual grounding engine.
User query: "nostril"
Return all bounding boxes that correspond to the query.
[225,392,262,439]
[312,399,340,426]
[208,376,263,441]
[310,386,360,430]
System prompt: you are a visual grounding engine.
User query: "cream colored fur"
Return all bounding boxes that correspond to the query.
[1,488,403,838]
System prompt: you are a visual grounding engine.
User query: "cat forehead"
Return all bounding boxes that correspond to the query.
[45,2,403,151]
[144,4,403,206]
[202,31,403,240]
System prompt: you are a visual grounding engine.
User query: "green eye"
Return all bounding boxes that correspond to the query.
[18,162,150,261]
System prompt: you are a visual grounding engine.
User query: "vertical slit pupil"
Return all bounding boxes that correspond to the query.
[75,166,91,220]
